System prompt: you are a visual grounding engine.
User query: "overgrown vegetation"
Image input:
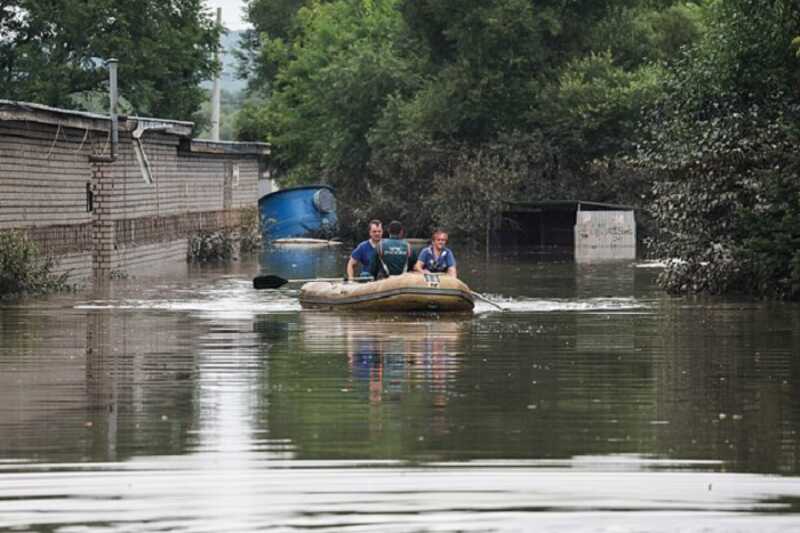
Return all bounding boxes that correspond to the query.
[0,232,71,298]
[188,207,263,261]
[239,206,264,253]
[235,0,701,238]
[636,0,800,299]
[189,231,238,262]
[0,0,221,123]
[235,0,799,299]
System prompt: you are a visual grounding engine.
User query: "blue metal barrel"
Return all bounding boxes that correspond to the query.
[258,185,337,240]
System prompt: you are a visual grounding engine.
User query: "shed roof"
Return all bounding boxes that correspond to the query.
[504,200,634,212]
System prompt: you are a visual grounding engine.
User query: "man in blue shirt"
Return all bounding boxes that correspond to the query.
[414,228,457,278]
[346,219,383,279]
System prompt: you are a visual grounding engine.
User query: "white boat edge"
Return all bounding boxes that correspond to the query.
[271,238,343,247]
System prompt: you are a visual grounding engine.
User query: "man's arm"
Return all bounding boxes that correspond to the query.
[446,251,457,277]
[346,257,359,279]
[414,248,429,273]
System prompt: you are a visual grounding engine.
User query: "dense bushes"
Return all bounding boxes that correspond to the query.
[239,0,798,299]
[638,0,800,299]
[0,232,70,298]
[240,0,687,240]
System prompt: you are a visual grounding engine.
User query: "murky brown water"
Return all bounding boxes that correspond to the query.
[1,247,799,532]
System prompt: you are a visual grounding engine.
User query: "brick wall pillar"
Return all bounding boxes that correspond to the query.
[90,163,115,279]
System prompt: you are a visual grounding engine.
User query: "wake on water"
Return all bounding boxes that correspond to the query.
[75,278,650,318]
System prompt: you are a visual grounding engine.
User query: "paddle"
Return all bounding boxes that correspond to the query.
[252,274,372,290]
[253,274,340,290]
[471,290,507,311]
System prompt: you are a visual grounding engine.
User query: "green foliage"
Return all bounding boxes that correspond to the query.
[237,0,314,92]
[0,232,70,297]
[241,0,705,246]
[638,0,800,299]
[233,94,271,141]
[540,51,664,166]
[426,141,527,242]
[239,206,264,253]
[67,91,135,115]
[0,0,221,122]
[196,89,248,140]
[591,3,707,70]
[256,0,413,187]
[189,231,237,261]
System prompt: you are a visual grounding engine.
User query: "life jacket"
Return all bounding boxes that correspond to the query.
[376,238,410,278]
[422,245,451,273]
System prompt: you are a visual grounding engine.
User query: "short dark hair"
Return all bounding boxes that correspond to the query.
[388,220,403,237]
[368,219,382,229]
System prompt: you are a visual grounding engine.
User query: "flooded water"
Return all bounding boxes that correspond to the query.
[1,247,799,532]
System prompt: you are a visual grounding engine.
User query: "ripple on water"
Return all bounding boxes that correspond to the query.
[0,459,799,532]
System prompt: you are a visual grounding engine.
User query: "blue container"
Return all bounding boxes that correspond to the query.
[258,185,337,240]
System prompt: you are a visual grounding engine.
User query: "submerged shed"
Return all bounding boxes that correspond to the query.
[499,200,636,261]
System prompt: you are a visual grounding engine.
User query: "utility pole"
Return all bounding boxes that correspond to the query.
[210,7,222,141]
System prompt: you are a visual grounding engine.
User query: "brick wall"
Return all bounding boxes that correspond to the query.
[0,101,269,283]
[0,120,97,230]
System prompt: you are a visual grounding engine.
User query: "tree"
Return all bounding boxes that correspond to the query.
[237,0,340,94]
[427,140,529,253]
[253,1,413,182]
[638,0,800,298]
[240,0,706,240]
[0,0,221,122]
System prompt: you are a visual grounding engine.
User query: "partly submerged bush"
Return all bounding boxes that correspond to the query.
[239,206,263,254]
[636,0,800,300]
[0,231,70,297]
[189,230,237,262]
[189,208,264,262]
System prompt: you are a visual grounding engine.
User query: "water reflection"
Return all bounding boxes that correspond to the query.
[258,244,345,280]
[649,300,800,474]
[261,314,467,459]
[343,317,463,439]
[2,256,800,531]
[0,304,200,462]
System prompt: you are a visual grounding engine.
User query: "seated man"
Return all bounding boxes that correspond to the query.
[346,219,383,279]
[368,220,411,279]
[414,228,457,278]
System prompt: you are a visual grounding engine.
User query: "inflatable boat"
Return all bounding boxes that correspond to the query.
[298,272,474,312]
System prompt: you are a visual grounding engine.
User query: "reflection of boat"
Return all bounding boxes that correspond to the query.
[299,272,474,312]
[258,185,337,241]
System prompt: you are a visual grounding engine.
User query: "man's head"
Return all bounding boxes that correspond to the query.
[388,220,403,238]
[368,219,383,242]
[431,228,448,250]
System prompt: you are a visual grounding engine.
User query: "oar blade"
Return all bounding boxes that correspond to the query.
[253,274,288,290]
[471,290,506,311]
